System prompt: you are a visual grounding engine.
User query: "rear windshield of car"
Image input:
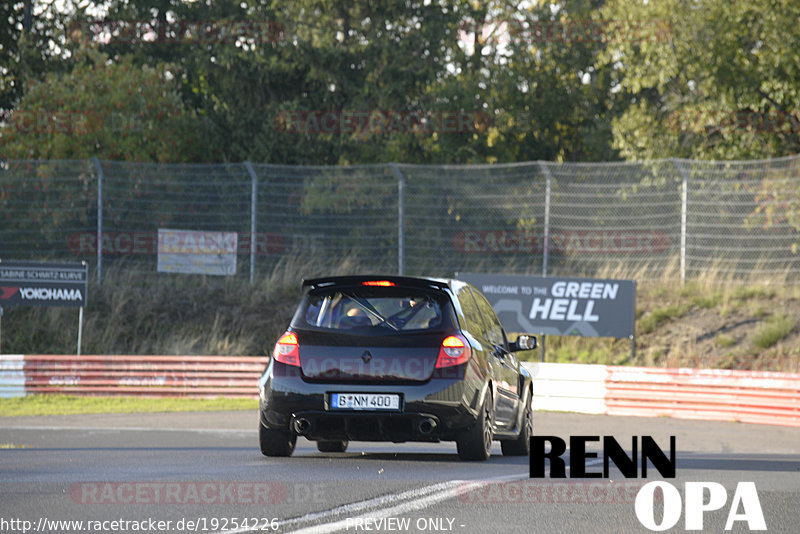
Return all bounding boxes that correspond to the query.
[292,287,454,333]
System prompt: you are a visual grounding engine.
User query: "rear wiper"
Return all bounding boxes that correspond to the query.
[388,300,426,325]
[343,293,399,331]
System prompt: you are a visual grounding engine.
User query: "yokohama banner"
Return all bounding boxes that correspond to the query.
[0,260,88,308]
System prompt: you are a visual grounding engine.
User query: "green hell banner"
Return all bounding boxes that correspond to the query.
[457,273,635,338]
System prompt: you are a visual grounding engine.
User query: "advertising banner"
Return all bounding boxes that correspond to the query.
[458,273,635,338]
[0,260,88,308]
[157,229,237,276]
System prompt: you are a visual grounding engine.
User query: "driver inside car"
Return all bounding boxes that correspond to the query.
[342,306,371,327]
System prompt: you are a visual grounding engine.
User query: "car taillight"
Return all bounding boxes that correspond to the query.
[273,331,300,366]
[436,335,471,368]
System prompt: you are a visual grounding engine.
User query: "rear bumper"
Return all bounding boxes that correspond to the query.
[286,411,445,442]
[259,361,481,442]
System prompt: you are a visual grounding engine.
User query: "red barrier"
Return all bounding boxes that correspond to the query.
[605,366,800,427]
[13,355,271,398]
[8,356,800,427]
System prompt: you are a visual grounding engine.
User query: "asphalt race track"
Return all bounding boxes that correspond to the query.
[1,411,798,534]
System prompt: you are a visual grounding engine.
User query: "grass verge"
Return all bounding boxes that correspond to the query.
[0,395,258,417]
[751,314,797,349]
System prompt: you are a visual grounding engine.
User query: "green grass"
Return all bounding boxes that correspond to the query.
[639,304,690,334]
[715,334,737,348]
[525,335,632,365]
[732,286,776,300]
[690,293,722,309]
[751,314,796,349]
[0,395,258,417]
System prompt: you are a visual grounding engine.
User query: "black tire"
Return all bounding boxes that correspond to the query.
[259,422,296,457]
[501,389,533,456]
[316,440,349,453]
[456,391,493,461]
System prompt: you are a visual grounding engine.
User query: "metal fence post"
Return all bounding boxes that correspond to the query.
[92,157,103,286]
[673,159,690,284]
[391,163,405,275]
[537,161,554,363]
[538,161,553,278]
[244,161,258,285]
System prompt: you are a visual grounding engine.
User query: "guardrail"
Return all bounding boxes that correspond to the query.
[3,356,799,428]
[524,362,800,428]
[0,355,270,398]
[604,366,800,427]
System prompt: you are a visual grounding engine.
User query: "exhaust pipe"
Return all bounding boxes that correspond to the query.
[294,417,311,435]
[418,418,437,436]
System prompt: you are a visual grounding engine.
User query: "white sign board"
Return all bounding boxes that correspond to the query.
[157,229,237,276]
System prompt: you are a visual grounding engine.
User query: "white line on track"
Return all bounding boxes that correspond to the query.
[284,479,480,534]
[215,459,603,534]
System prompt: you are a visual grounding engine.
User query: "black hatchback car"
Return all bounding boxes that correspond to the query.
[258,275,537,461]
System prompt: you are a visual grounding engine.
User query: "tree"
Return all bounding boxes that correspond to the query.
[599,0,800,161]
[72,0,466,164]
[598,0,800,246]
[1,1,73,116]
[435,0,624,163]
[11,0,625,165]
[1,47,208,162]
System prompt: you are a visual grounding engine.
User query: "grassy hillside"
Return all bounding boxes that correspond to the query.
[544,280,800,371]
[1,261,798,372]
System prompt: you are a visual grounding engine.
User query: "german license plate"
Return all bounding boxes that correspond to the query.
[330,393,400,411]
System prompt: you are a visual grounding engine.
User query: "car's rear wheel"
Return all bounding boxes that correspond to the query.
[259,422,296,457]
[456,391,493,461]
[316,440,349,453]
[501,389,533,456]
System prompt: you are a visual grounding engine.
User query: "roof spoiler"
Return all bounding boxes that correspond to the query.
[302,275,450,291]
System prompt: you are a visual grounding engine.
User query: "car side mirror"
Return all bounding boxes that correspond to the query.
[511,334,537,351]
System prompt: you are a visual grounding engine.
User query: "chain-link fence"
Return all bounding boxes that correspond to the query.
[2,155,799,284]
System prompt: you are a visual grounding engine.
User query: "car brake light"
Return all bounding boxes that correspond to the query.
[361,280,395,286]
[436,335,471,368]
[273,331,300,366]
